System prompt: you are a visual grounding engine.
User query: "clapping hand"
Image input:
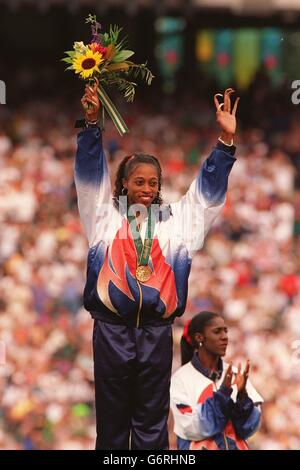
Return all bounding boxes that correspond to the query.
[222,362,233,389]
[235,360,250,397]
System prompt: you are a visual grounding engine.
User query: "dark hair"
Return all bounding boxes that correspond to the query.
[181,311,222,365]
[113,153,163,207]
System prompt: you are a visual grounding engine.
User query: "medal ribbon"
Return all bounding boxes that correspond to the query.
[127,208,155,266]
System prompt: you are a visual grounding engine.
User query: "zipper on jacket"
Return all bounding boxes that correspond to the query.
[136,281,143,328]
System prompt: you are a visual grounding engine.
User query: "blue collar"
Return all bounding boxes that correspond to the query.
[191,353,223,381]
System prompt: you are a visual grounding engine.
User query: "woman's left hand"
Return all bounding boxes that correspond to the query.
[235,359,250,395]
[214,88,239,144]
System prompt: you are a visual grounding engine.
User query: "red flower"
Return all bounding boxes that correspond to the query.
[89,42,107,56]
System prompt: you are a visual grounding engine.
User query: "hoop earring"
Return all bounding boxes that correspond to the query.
[199,341,202,348]
[122,187,128,195]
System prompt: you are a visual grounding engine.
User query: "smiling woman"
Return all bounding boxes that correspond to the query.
[75,82,239,450]
[114,154,162,208]
[170,312,264,450]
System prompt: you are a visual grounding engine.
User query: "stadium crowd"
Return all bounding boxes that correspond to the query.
[1,78,300,449]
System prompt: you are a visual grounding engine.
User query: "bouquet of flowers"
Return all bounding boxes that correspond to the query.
[62,14,154,136]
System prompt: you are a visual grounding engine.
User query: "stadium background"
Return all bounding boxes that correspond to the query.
[1,0,300,449]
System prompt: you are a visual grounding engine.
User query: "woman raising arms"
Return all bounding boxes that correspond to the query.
[75,83,239,449]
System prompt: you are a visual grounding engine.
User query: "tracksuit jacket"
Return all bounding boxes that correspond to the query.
[170,354,263,450]
[75,127,237,326]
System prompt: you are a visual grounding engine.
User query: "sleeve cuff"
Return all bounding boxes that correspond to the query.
[236,393,251,406]
[216,140,236,156]
[219,384,233,397]
[74,119,100,130]
[237,390,249,401]
[234,396,254,416]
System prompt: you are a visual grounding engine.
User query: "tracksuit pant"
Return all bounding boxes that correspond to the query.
[93,319,173,450]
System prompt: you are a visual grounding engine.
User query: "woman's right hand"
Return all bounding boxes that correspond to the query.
[236,360,250,396]
[81,77,100,122]
[222,362,233,389]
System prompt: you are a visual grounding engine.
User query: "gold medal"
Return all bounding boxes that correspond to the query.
[135,265,152,282]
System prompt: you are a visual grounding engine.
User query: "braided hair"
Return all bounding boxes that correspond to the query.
[113,153,163,208]
[181,311,222,366]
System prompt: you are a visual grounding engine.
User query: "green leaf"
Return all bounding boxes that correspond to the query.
[126,63,155,86]
[115,36,128,52]
[112,50,135,63]
[64,50,76,56]
[109,24,123,45]
[100,74,137,102]
[61,57,73,64]
[107,62,130,72]
[116,79,137,102]
[100,33,110,46]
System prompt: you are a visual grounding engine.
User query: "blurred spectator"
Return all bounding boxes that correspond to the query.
[0,77,300,449]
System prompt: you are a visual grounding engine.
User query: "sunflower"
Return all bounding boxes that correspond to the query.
[72,49,104,79]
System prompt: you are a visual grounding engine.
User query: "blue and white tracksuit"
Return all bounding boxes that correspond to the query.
[75,127,236,449]
[170,354,263,450]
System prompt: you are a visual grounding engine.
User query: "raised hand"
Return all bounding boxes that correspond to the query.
[214,88,240,144]
[81,77,100,122]
[235,360,250,396]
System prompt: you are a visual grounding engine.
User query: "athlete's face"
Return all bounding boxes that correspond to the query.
[123,163,159,208]
[195,317,228,357]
